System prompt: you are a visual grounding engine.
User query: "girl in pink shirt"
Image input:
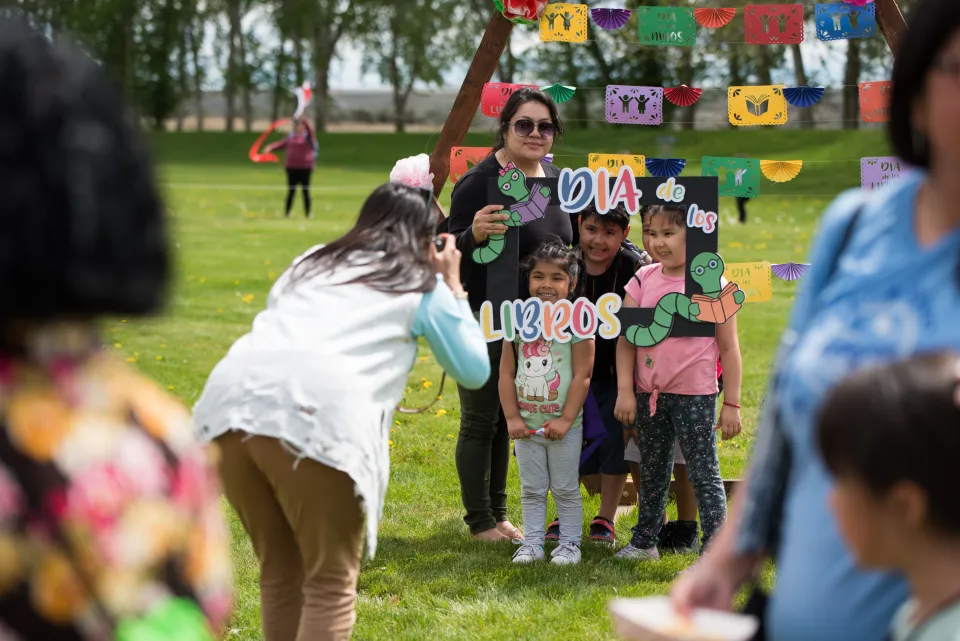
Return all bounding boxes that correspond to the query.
[265,117,317,218]
[613,204,743,560]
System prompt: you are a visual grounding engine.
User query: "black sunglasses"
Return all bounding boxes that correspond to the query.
[511,119,557,139]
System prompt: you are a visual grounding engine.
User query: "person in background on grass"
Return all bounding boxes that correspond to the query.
[0,16,233,640]
[501,240,595,565]
[564,204,647,546]
[192,173,490,641]
[265,117,317,218]
[614,204,743,560]
[817,352,960,641]
[447,88,569,542]
[670,2,960,638]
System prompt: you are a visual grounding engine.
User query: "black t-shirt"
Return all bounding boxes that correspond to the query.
[579,246,641,385]
[447,154,573,311]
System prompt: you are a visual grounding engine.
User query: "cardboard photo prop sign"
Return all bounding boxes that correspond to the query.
[815,3,876,41]
[477,166,741,345]
[744,4,804,45]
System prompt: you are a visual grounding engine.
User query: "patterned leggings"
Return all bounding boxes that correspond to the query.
[630,392,727,549]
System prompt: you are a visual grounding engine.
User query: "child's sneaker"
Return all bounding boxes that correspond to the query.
[512,543,545,564]
[659,520,700,555]
[589,516,616,544]
[614,543,660,561]
[545,519,561,541]
[550,542,581,565]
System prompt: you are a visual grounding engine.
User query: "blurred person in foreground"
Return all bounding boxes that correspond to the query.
[669,1,960,639]
[193,156,490,641]
[0,15,232,641]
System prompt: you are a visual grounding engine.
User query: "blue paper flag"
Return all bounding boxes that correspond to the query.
[783,86,825,108]
[815,3,876,41]
[645,158,686,178]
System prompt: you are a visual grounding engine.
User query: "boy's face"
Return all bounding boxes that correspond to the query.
[646,212,685,272]
[579,214,627,267]
[828,476,921,570]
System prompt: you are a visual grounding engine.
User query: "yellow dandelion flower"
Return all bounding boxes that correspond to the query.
[155,356,163,361]
[754,243,767,250]
[435,409,447,417]
[168,385,174,390]
[217,308,223,313]
[234,280,240,285]
[121,320,126,323]
[727,242,743,249]
[269,271,276,280]
[199,278,207,284]
[242,294,254,303]
[114,343,122,349]
[388,440,394,446]
[265,259,271,265]
[423,381,432,389]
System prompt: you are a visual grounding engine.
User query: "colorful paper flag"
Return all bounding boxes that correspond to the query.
[605,85,664,125]
[480,82,538,118]
[860,156,905,191]
[728,86,789,126]
[450,147,493,183]
[859,81,892,122]
[588,154,646,176]
[540,3,589,42]
[724,262,773,303]
[815,2,876,41]
[702,157,762,198]
[636,7,697,46]
[744,4,805,45]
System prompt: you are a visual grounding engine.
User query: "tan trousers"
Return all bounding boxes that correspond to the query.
[216,431,365,641]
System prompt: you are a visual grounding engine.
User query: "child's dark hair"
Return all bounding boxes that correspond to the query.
[522,238,581,300]
[580,203,630,232]
[816,351,960,535]
[641,204,686,227]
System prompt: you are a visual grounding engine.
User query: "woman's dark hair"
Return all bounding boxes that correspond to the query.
[0,16,169,323]
[816,351,960,536]
[492,88,565,153]
[289,182,437,294]
[522,238,581,300]
[888,0,960,168]
[580,203,631,232]
[641,204,686,228]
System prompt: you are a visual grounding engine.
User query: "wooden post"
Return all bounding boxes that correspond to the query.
[429,10,513,198]
[876,0,908,54]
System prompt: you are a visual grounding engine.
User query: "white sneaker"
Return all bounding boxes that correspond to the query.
[512,543,545,564]
[550,542,582,565]
[614,543,660,561]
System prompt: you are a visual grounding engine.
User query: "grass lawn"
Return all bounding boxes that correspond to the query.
[116,128,890,640]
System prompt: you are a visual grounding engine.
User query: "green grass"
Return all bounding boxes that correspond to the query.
[118,129,890,640]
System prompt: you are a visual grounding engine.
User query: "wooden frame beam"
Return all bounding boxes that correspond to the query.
[876,0,908,54]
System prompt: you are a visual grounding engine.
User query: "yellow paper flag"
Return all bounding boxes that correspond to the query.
[728,86,788,127]
[588,153,646,177]
[540,4,588,42]
[723,262,772,303]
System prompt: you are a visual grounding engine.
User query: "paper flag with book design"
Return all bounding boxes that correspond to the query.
[692,282,745,324]
[450,147,492,183]
[815,2,876,41]
[702,157,762,198]
[728,85,789,126]
[744,4,804,45]
[859,81,892,123]
[540,3,589,42]
[636,7,697,47]
[480,82,538,117]
[588,153,646,176]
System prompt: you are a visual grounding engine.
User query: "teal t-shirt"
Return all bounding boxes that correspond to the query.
[892,599,960,641]
[513,336,590,431]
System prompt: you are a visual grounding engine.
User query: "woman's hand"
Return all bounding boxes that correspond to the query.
[471,205,509,244]
[614,391,637,427]
[433,234,463,292]
[507,417,530,440]
[670,556,744,618]
[543,417,572,441]
[717,405,742,441]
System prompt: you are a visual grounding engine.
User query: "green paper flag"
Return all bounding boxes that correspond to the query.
[116,598,216,641]
[636,7,697,47]
[701,157,762,198]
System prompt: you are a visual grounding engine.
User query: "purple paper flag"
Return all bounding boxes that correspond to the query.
[605,85,664,125]
[860,156,905,191]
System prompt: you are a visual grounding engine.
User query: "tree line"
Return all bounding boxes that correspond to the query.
[3,0,911,133]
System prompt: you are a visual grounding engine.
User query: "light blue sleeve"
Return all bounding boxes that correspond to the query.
[412,277,491,390]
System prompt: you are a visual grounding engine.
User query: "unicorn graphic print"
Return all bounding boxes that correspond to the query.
[518,338,561,402]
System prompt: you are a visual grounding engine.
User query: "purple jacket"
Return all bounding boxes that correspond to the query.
[270,128,317,169]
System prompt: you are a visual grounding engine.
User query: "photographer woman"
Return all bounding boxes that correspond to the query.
[193,177,490,641]
[446,88,572,542]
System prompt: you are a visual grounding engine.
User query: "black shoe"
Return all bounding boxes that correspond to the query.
[660,520,699,554]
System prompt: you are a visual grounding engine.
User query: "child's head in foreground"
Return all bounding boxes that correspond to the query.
[639,205,686,269]
[816,351,960,570]
[522,239,580,303]
[577,204,630,267]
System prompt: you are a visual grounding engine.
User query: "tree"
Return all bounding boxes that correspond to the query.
[310,0,356,132]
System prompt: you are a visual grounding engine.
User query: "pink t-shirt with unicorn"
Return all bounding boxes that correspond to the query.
[623,263,721,402]
[512,335,592,430]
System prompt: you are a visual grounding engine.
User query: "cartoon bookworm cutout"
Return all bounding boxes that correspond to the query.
[478,166,744,345]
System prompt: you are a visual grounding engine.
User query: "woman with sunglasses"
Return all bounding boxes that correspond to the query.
[447,88,570,541]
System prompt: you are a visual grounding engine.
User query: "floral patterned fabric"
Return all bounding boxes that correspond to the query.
[0,346,232,640]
